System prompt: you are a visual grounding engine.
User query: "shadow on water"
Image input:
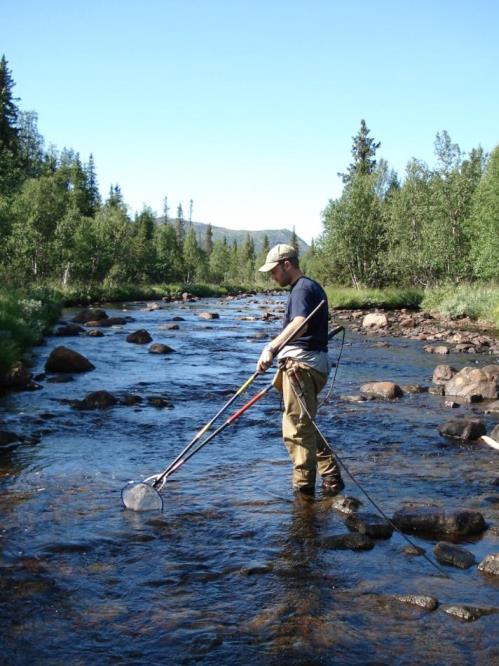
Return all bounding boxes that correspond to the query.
[1,294,498,664]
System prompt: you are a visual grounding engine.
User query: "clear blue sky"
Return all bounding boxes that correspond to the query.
[2,0,498,243]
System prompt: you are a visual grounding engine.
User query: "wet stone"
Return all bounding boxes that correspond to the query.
[392,507,486,538]
[198,312,220,320]
[360,381,403,400]
[438,418,486,441]
[159,323,179,330]
[341,394,367,403]
[478,553,499,576]
[119,393,143,406]
[401,544,425,556]
[54,323,84,336]
[148,343,175,354]
[442,605,497,622]
[345,512,393,539]
[46,374,74,383]
[239,561,273,576]
[147,395,172,408]
[45,346,95,373]
[401,384,428,394]
[394,595,439,611]
[320,533,374,551]
[329,495,362,514]
[71,391,118,410]
[72,308,108,323]
[126,329,152,344]
[433,542,476,569]
[86,329,104,337]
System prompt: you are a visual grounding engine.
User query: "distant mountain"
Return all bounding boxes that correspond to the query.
[156,218,310,254]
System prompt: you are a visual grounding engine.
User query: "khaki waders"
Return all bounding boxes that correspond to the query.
[273,358,341,492]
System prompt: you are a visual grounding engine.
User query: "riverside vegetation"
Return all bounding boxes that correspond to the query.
[0,55,498,378]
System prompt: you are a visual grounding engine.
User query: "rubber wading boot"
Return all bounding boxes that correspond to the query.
[322,476,345,496]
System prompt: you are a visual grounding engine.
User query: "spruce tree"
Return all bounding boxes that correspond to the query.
[0,55,22,193]
[338,119,381,185]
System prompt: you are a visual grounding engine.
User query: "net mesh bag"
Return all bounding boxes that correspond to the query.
[122,482,163,512]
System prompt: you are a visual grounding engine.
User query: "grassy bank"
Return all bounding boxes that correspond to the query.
[325,284,499,329]
[55,281,261,306]
[0,287,63,376]
[325,287,424,310]
[421,283,499,328]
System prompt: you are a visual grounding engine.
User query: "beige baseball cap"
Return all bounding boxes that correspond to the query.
[258,244,297,272]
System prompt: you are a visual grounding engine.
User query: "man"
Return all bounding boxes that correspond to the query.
[256,243,344,496]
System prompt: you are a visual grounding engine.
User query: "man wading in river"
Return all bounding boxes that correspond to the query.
[256,244,344,496]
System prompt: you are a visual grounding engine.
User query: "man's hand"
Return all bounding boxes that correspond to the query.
[256,346,274,373]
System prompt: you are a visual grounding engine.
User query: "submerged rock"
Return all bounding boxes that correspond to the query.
[0,430,22,447]
[438,418,486,441]
[148,343,175,354]
[147,395,172,408]
[345,512,393,539]
[55,323,84,336]
[424,345,449,355]
[433,542,476,569]
[71,390,118,410]
[392,507,486,538]
[45,346,95,373]
[321,533,374,551]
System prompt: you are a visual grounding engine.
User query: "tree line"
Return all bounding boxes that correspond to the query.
[306,120,498,287]
[0,56,278,288]
[1,55,497,291]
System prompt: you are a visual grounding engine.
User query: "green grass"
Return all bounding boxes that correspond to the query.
[0,287,63,376]
[421,283,499,328]
[325,283,499,329]
[325,286,424,310]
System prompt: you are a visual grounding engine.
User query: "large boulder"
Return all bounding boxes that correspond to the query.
[438,418,486,441]
[45,347,95,373]
[392,507,486,538]
[360,381,403,400]
[444,365,499,400]
[72,308,108,324]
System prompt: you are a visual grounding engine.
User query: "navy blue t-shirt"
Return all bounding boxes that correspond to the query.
[283,276,328,351]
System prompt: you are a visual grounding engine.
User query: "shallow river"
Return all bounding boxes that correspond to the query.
[1,294,498,665]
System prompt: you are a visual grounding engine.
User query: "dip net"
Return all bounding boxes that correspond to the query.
[121,482,163,512]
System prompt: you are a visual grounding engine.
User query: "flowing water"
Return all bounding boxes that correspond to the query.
[1,294,498,665]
